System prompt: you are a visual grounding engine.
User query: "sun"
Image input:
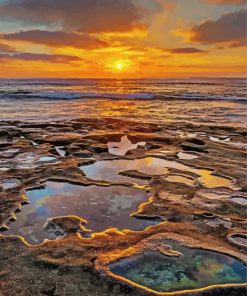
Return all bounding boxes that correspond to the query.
[107,59,131,73]
[116,63,123,70]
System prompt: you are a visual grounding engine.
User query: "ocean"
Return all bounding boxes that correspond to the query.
[0,77,246,126]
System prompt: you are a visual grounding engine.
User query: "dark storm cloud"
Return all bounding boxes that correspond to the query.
[4,30,109,49]
[0,0,146,33]
[0,52,82,63]
[189,9,247,45]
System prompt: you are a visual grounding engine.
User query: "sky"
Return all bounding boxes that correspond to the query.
[0,0,246,78]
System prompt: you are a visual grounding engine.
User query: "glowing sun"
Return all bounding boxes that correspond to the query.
[116,63,123,70]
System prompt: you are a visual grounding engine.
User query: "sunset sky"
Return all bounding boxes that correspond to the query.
[0,0,246,78]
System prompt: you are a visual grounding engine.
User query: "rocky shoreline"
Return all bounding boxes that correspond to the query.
[0,117,246,296]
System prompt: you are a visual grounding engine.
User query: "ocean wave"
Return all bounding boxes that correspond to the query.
[0,78,246,102]
[1,90,246,102]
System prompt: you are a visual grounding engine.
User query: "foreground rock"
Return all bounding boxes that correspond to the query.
[0,117,246,296]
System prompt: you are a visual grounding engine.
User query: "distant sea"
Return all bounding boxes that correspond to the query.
[0,77,246,126]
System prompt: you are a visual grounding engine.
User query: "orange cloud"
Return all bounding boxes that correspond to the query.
[0,42,15,52]
[4,30,109,49]
[205,0,245,4]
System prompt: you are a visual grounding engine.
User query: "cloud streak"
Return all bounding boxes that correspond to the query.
[205,0,246,4]
[0,52,82,63]
[166,47,205,54]
[4,30,109,49]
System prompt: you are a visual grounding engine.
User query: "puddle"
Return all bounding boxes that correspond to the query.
[166,175,195,186]
[39,156,57,162]
[1,178,21,191]
[198,170,233,189]
[3,181,156,244]
[230,235,247,245]
[197,190,229,200]
[209,136,231,143]
[231,196,247,206]
[110,240,247,293]
[177,152,198,160]
[55,146,66,157]
[228,233,247,248]
[81,157,170,185]
[80,157,234,188]
[155,148,176,156]
[107,135,146,156]
[226,142,247,149]
[209,136,247,149]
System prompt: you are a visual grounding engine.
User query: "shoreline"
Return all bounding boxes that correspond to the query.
[0,117,246,296]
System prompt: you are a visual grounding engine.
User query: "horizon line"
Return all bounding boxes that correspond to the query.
[0,76,246,80]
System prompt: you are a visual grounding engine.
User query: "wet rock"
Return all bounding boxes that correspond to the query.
[1,178,21,191]
[119,170,154,180]
[44,215,90,235]
[90,143,109,154]
[131,213,164,221]
[181,142,208,153]
[186,138,205,146]
[73,150,93,158]
[0,118,246,296]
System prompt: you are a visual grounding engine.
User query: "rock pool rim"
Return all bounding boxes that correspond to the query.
[106,247,247,296]
[106,271,247,296]
[227,233,247,249]
[198,212,216,219]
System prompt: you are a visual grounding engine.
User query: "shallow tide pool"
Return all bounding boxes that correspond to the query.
[80,157,234,188]
[107,135,146,156]
[110,240,247,293]
[4,181,156,244]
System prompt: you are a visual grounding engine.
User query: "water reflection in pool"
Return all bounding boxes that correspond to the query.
[80,157,234,188]
[166,175,195,186]
[231,196,247,206]
[4,181,155,244]
[110,240,247,293]
[177,152,198,160]
[1,178,21,190]
[107,135,146,156]
[39,156,57,162]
